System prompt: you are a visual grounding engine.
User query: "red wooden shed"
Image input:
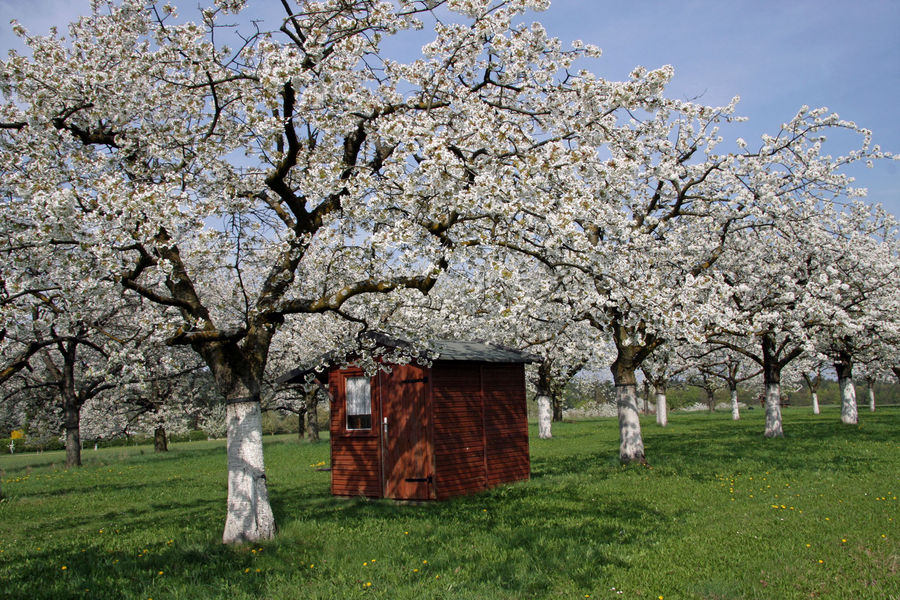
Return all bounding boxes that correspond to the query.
[280,335,535,501]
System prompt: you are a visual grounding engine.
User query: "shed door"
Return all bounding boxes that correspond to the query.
[381,364,432,500]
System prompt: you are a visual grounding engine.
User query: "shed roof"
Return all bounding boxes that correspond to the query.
[427,339,538,363]
[277,332,538,385]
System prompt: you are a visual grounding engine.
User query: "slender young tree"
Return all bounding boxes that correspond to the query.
[796,355,829,415]
[685,344,760,420]
[641,345,691,427]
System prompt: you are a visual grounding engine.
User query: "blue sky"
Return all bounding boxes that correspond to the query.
[2,0,898,215]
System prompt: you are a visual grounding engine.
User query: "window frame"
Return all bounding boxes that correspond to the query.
[343,373,374,434]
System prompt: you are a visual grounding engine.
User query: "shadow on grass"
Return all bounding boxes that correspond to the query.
[640,409,898,478]
[264,453,666,597]
[5,410,897,599]
[4,533,267,600]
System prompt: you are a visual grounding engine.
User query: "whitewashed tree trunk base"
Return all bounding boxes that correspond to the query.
[839,377,858,425]
[223,401,276,544]
[812,392,820,415]
[868,387,875,412]
[730,389,740,421]
[764,382,784,438]
[655,393,667,427]
[617,384,645,462]
[537,395,552,439]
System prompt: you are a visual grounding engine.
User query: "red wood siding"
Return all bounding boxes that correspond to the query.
[483,364,531,487]
[329,370,382,498]
[380,364,433,500]
[430,362,530,499]
[431,363,486,499]
[328,360,530,501]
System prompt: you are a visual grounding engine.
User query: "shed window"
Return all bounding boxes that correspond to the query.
[346,376,372,430]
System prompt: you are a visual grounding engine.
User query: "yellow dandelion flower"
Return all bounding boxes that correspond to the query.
[404,531,409,535]
[805,544,811,548]
[435,575,440,579]
[423,560,428,564]
[310,564,315,568]
[158,571,164,575]
[841,538,847,543]
[365,582,372,587]
[413,568,419,573]
[818,559,824,564]
[61,566,67,571]
[363,562,368,566]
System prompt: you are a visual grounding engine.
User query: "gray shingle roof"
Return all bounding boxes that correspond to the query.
[427,339,538,363]
[277,332,537,384]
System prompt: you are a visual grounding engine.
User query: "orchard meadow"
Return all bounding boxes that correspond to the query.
[1,407,898,600]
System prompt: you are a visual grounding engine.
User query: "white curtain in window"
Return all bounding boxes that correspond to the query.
[346,377,371,416]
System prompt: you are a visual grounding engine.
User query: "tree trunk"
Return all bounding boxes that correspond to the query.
[304,387,320,442]
[763,381,783,438]
[537,394,552,439]
[762,337,784,438]
[730,386,740,421]
[655,390,668,427]
[551,398,564,422]
[811,392,820,415]
[612,356,645,463]
[63,396,82,468]
[642,380,650,415]
[154,425,168,453]
[194,335,277,545]
[868,384,875,413]
[222,397,275,544]
[705,387,715,412]
[297,409,306,440]
[893,366,900,384]
[834,351,857,425]
[306,405,319,442]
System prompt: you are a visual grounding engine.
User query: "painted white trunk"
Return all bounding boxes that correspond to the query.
[811,392,820,415]
[655,392,667,427]
[868,386,875,412]
[617,384,645,462]
[764,382,784,438]
[839,377,858,425]
[537,394,553,439]
[730,389,740,421]
[223,401,275,544]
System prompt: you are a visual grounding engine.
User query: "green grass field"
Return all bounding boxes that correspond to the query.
[1,406,898,600]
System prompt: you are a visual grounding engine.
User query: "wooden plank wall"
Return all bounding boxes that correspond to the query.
[329,372,382,498]
[328,361,530,500]
[483,364,531,487]
[431,362,530,499]
[431,362,486,499]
